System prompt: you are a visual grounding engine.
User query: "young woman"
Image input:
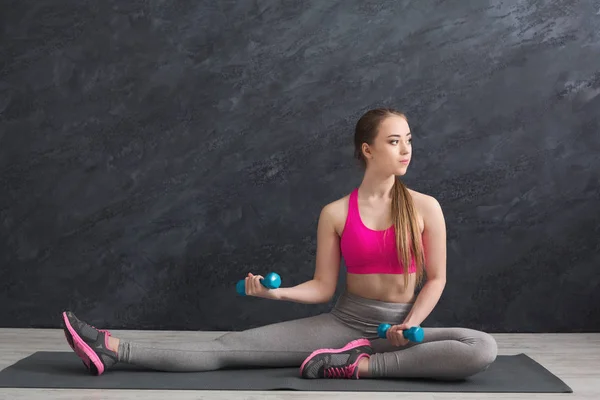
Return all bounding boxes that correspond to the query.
[61,108,497,380]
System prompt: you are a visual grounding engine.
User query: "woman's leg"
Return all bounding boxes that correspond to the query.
[63,310,365,373]
[367,327,498,380]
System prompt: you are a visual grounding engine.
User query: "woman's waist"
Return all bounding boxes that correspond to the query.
[330,289,414,325]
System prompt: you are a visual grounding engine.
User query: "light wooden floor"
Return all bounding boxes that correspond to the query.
[0,329,598,400]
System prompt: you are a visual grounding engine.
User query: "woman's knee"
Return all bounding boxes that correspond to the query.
[479,331,498,362]
[440,330,497,380]
[468,330,498,374]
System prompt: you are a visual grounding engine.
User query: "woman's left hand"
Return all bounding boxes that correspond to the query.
[386,323,411,347]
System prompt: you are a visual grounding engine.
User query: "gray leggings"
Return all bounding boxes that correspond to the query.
[118,290,498,379]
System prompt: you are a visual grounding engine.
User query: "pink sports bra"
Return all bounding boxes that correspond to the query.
[340,188,417,275]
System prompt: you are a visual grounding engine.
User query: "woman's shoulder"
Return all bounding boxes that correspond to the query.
[406,188,444,234]
[320,191,353,237]
[406,187,441,209]
[406,187,429,204]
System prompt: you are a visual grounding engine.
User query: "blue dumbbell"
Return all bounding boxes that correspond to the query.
[236,272,282,296]
[377,323,424,343]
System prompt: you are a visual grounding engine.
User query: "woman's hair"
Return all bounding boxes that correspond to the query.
[353,108,426,290]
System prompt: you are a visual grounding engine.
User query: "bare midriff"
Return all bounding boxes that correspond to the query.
[345,272,417,303]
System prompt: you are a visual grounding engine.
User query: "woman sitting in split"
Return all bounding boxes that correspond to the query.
[61,108,498,380]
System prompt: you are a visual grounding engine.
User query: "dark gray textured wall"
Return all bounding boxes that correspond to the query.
[1,1,599,332]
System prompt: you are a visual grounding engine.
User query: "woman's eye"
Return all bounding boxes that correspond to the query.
[390,139,412,145]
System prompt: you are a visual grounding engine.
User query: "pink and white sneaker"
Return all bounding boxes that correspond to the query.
[300,338,373,379]
[61,311,118,375]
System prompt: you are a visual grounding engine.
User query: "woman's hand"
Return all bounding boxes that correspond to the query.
[386,323,411,347]
[245,273,280,300]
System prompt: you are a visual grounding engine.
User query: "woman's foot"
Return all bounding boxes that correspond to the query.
[61,311,119,375]
[300,338,373,379]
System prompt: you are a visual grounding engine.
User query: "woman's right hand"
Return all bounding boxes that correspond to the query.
[245,273,279,300]
[386,323,411,347]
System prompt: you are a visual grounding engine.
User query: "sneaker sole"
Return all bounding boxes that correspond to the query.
[61,311,105,375]
[299,338,371,377]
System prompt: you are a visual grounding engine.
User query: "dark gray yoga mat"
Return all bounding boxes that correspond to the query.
[0,352,572,392]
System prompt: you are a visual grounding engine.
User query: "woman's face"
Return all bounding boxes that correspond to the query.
[364,115,412,176]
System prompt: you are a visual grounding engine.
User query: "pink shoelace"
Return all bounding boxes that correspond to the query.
[87,322,112,337]
[324,364,356,379]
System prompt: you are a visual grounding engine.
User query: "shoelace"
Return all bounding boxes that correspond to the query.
[87,322,112,337]
[99,329,112,337]
[325,364,356,379]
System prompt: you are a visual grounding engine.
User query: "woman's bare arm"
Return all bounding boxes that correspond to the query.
[273,204,341,304]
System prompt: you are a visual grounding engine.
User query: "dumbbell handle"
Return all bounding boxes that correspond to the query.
[236,272,282,296]
[377,323,424,343]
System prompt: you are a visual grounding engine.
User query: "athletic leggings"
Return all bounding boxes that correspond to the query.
[118,290,498,380]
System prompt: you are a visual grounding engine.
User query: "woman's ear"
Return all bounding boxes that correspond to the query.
[362,143,372,159]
